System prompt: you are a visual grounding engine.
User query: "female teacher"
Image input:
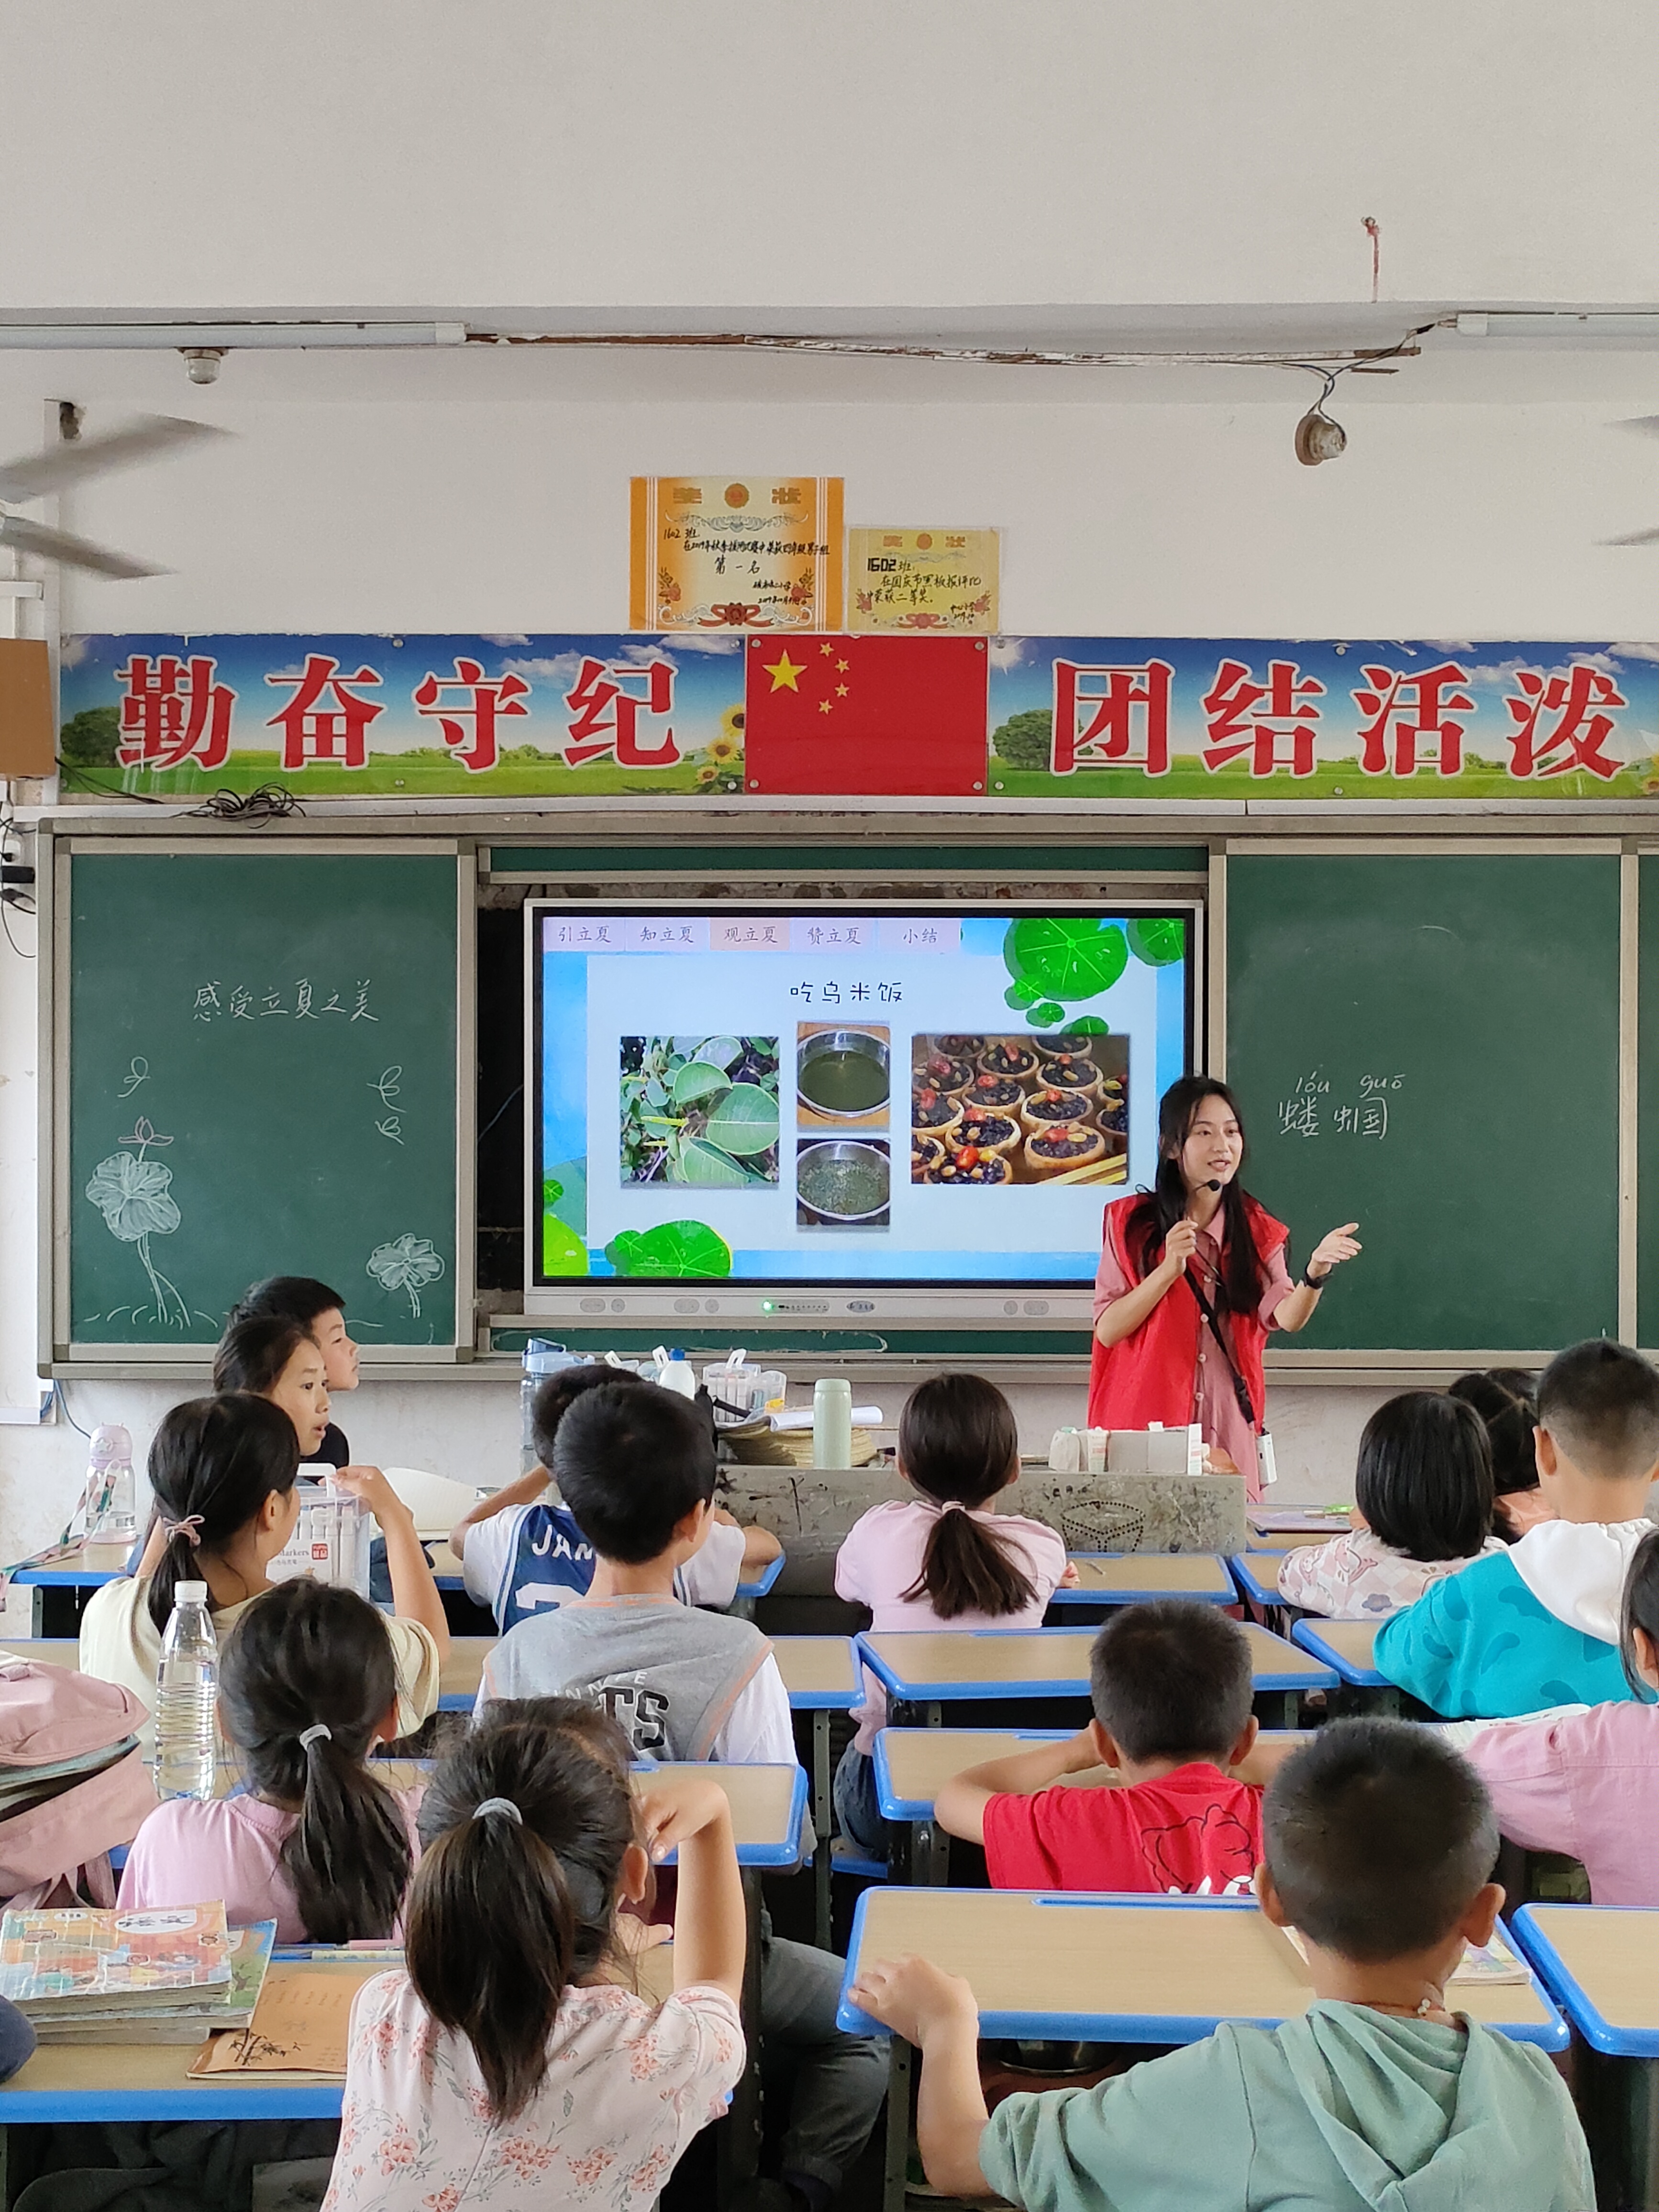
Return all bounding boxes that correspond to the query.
[1090,1074,1361,1497]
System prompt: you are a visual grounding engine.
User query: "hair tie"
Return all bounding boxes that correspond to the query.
[298,1723,332,1750]
[161,1515,204,1548]
[937,1499,967,1515]
[473,1796,523,1825]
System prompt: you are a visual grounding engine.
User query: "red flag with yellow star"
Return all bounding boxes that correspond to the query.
[743,634,988,794]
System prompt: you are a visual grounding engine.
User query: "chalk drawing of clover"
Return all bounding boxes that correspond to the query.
[84,1117,189,1329]
[366,1234,446,1319]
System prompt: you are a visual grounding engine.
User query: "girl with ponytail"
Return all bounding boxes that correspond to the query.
[321,1704,745,2208]
[80,1394,443,1751]
[117,1579,419,1944]
[831,1374,1077,1857]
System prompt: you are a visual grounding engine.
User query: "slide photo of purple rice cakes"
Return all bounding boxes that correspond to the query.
[910,1031,1130,1188]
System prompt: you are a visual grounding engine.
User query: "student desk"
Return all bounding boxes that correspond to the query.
[1047,1553,1234,1615]
[0,1640,79,1670]
[856,1624,1335,1730]
[437,1636,494,1709]
[1289,1618,1399,1713]
[428,1541,782,1605]
[774,1636,860,1947]
[641,1760,808,1869]
[8,1543,133,1637]
[838,1888,1567,2212]
[1512,1903,1659,2208]
[1230,1550,1300,1630]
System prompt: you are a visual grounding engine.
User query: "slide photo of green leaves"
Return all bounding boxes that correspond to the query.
[619,1036,781,1187]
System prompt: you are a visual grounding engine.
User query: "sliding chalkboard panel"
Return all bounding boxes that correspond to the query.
[60,846,468,1357]
[1226,852,1619,1354]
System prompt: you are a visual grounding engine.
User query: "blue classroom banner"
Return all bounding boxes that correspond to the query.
[56,631,1659,801]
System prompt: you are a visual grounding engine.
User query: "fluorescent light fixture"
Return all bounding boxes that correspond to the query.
[0,322,467,349]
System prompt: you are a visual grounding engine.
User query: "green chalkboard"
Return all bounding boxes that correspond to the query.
[1637,857,1659,1348]
[63,848,465,1354]
[1226,853,1620,1353]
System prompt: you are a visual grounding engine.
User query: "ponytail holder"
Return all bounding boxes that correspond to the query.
[473,1796,522,1825]
[937,1499,966,1515]
[161,1515,204,1548]
[298,1724,332,1750]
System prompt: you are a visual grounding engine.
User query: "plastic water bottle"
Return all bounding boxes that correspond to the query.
[155,1582,218,1802]
[653,1347,697,1400]
[813,1378,853,1469]
[520,1340,575,1474]
[86,1424,136,1543]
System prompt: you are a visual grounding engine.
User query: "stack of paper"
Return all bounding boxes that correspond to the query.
[189,1959,393,2081]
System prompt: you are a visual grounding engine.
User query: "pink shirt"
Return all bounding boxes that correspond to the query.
[321,1968,744,2212]
[834,1497,1069,1751]
[117,1785,423,1944]
[1093,1216,1293,1498]
[1462,1703,1659,1906]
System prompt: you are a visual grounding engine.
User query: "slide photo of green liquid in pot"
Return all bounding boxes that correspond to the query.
[795,1022,890,1129]
[796,1138,891,1229]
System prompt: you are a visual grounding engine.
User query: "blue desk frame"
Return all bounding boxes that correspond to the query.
[1290,1617,1399,1712]
[1046,1554,1235,1609]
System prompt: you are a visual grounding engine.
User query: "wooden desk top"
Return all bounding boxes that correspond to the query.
[641,1763,803,1858]
[1293,1618,1382,1679]
[10,1543,134,1587]
[842,1889,1562,2046]
[437,1636,494,1707]
[426,1539,465,1584]
[0,1640,80,1669]
[772,1635,860,1707]
[1517,1905,1659,2052]
[875,1727,1310,1816]
[1054,1554,1233,1602]
[858,1623,1334,1697]
[0,1959,386,2118]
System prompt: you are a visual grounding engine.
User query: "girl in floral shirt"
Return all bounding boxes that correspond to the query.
[1278,1391,1504,1620]
[322,1702,745,2212]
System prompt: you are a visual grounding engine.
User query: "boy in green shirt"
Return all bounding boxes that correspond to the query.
[849,1719,1592,2212]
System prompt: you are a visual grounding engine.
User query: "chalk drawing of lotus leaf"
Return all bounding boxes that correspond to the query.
[85,1152,181,1243]
[367,1234,445,1317]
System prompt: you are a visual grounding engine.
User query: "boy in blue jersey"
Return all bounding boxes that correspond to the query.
[1377,1338,1659,1717]
[450,1362,779,1632]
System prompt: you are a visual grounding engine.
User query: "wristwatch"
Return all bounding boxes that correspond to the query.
[1300,1266,1328,1289]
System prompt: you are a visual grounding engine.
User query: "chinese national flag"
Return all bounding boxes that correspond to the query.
[743,634,988,795]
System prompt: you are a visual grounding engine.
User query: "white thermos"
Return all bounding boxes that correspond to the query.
[812,1377,853,1469]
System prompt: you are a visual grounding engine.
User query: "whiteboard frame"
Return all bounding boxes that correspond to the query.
[1223,833,1629,1371]
[44,837,475,1372]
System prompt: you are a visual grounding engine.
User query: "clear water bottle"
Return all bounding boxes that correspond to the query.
[155,1581,218,1802]
[520,1340,575,1474]
[86,1423,136,1543]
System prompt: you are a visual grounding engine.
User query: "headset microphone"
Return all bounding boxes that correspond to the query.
[1200,1179,1224,1191]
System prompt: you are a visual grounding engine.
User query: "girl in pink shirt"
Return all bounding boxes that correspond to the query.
[1461,1528,1659,1905]
[119,1579,420,1943]
[833,1374,1075,1856]
[322,1703,746,2212]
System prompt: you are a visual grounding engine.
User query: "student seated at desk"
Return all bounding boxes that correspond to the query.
[832,1373,1076,1858]
[227,1274,362,1467]
[852,1719,1593,2212]
[119,1580,420,1942]
[213,1312,338,1466]
[1448,1367,1551,1541]
[81,1395,446,1750]
[1377,1339,1659,1717]
[936,1600,1264,1894]
[449,1362,779,1633]
[1276,1392,1504,1621]
[1457,1528,1659,1905]
[321,1703,746,2212]
[477,1381,886,2212]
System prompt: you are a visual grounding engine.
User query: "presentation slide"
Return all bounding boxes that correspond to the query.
[531,907,1192,1286]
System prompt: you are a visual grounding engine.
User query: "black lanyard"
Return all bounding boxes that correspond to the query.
[1183,1269,1259,1434]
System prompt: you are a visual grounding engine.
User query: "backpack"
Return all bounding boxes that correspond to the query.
[0,1660,158,1910]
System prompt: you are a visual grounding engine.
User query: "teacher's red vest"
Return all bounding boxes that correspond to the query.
[1087,1192,1288,1434]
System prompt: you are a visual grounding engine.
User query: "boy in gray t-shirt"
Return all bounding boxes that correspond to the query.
[477,1379,884,2212]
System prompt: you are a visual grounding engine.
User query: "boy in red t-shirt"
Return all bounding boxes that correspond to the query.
[935,1599,1264,1893]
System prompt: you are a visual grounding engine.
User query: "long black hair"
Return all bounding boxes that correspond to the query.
[1125,1075,1264,1316]
[1620,1527,1659,1699]
[408,1702,636,2122]
[212,1314,317,1398]
[219,1580,412,1943]
[896,1374,1037,1619]
[145,1394,301,1633]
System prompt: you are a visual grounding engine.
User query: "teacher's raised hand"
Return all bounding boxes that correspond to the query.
[1306,1222,1362,1281]
[1159,1218,1201,1275]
